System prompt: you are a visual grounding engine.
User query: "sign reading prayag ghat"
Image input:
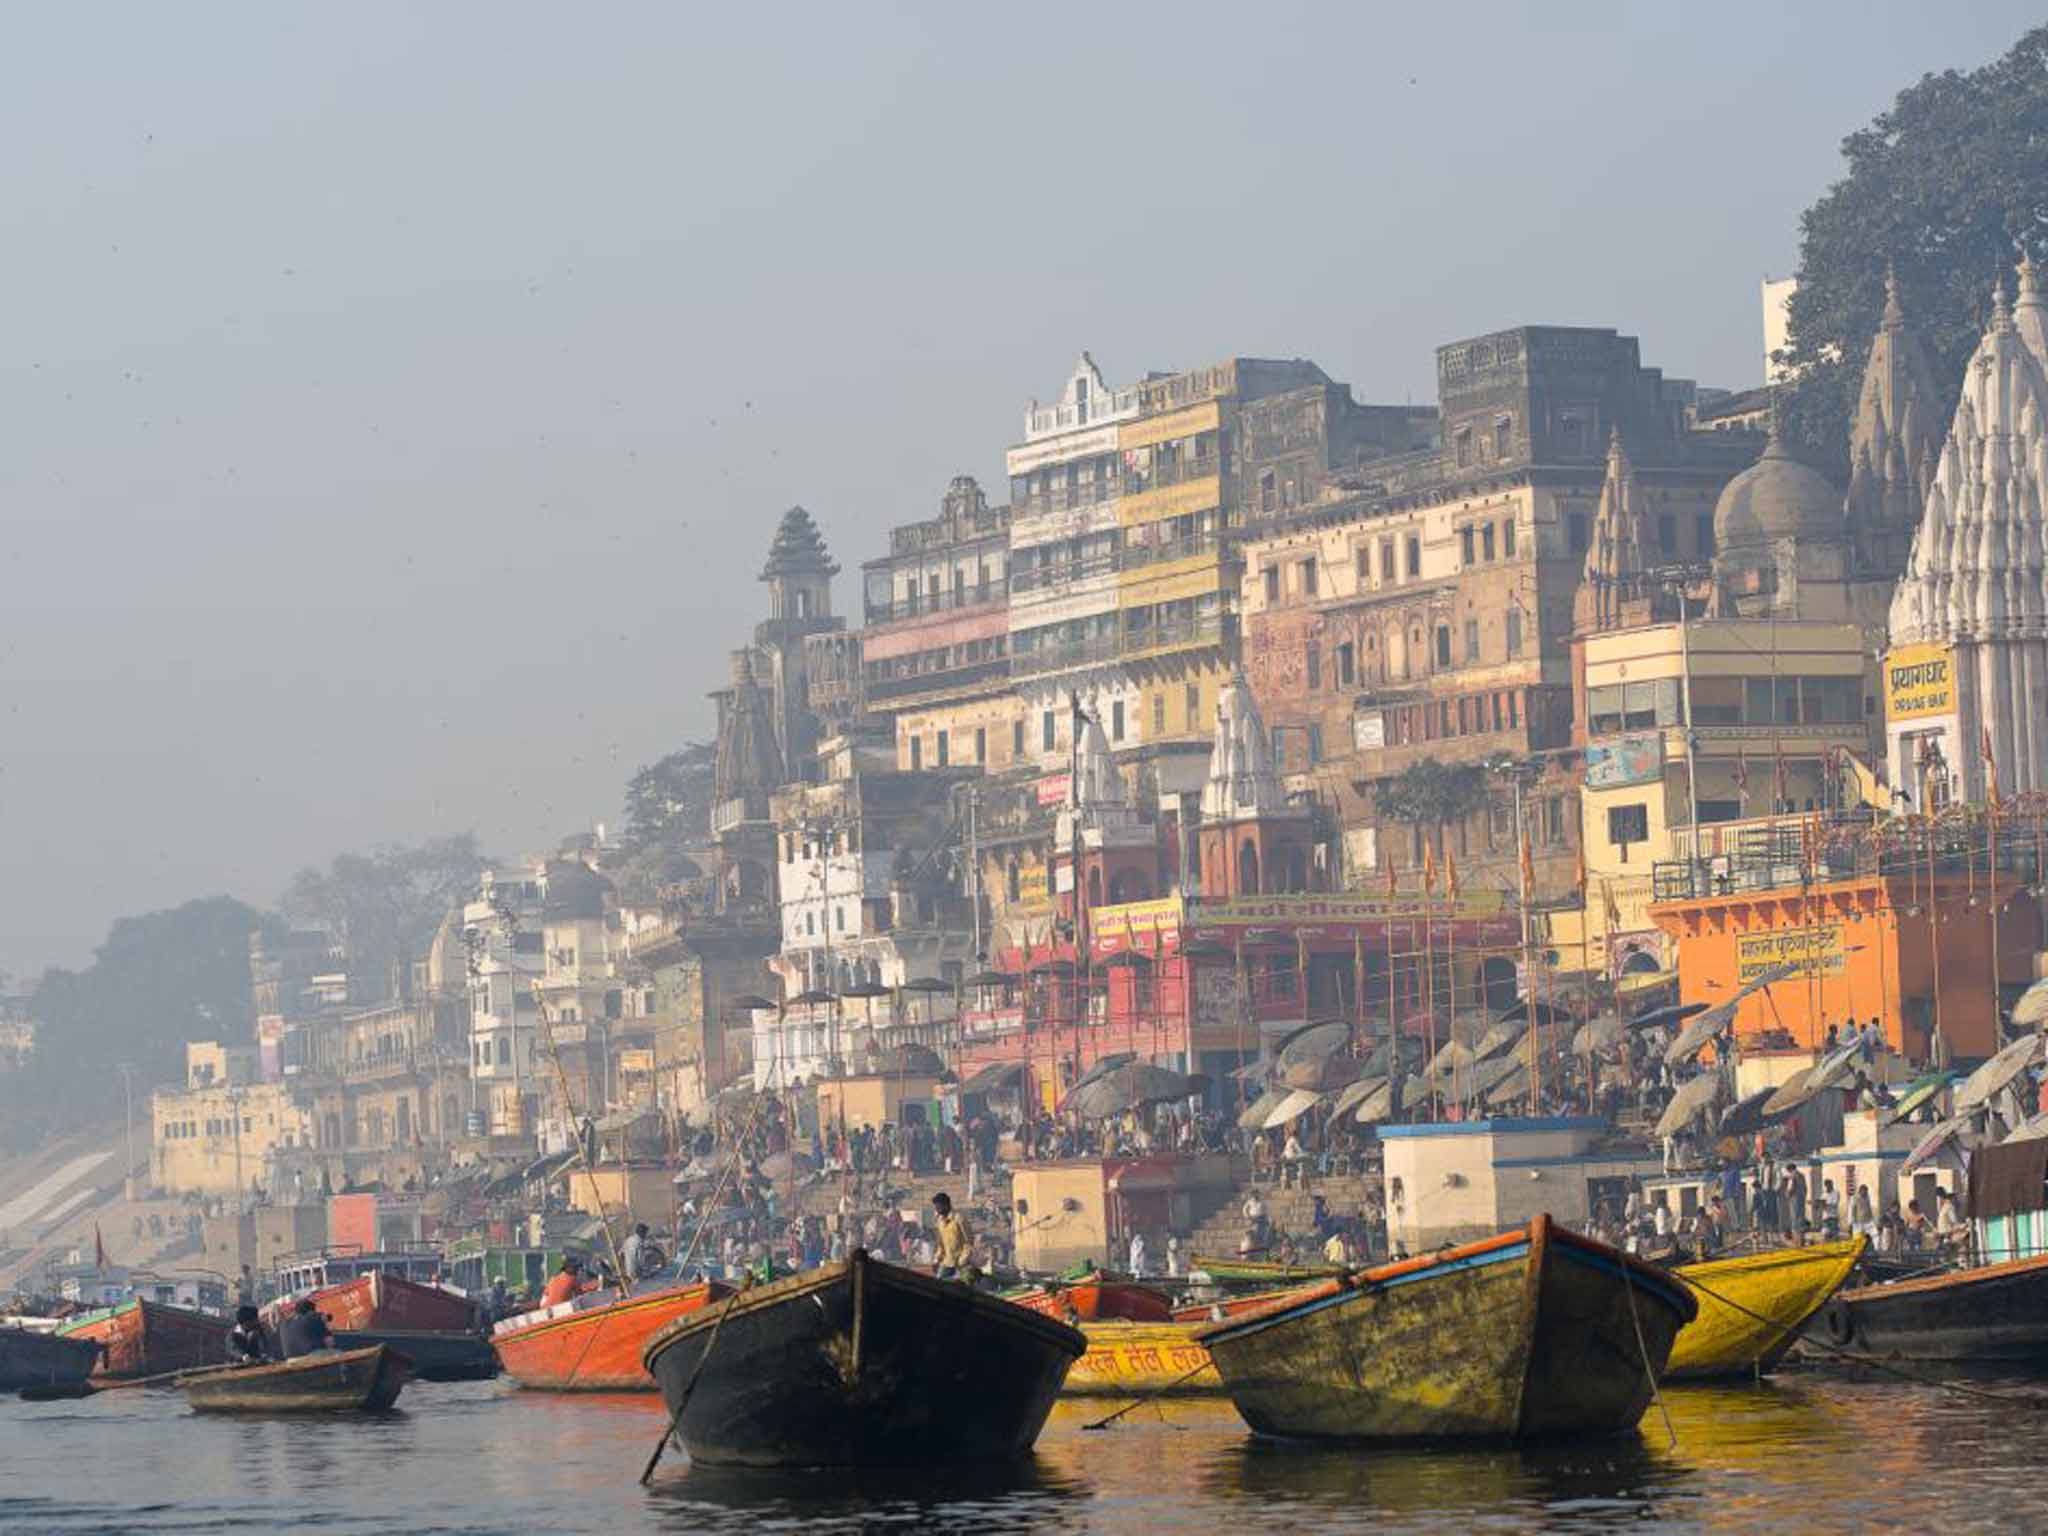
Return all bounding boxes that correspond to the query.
[1735,924,1845,981]
[1885,643,1955,721]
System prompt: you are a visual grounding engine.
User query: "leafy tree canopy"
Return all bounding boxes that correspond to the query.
[281,834,488,1002]
[1,896,278,1153]
[1375,760,1492,830]
[622,743,716,851]
[1782,25,2048,470]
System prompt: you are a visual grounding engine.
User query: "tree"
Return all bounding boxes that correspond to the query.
[0,897,279,1153]
[1781,26,2048,470]
[1374,760,1492,863]
[281,834,488,1001]
[622,743,716,851]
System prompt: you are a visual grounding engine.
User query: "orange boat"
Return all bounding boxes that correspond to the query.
[264,1271,478,1334]
[1005,1279,1172,1323]
[56,1299,230,1379]
[492,1280,729,1391]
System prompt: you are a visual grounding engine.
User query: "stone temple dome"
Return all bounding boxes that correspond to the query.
[1712,419,1842,552]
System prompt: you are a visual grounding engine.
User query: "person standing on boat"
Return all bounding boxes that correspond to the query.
[1128,1230,1148,1278]
[279,1298,334,1359]
[931,1192,972,1281]
[541,1256,597,1308]
[621,1223,653,1283]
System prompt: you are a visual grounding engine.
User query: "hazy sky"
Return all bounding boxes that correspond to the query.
[2,3,2037,981]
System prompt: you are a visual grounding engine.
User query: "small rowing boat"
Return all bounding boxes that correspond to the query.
[184,1345,410,1413]
[55,1299,229,1379]
[1190,1254,1342,1286]
[0,1324,101,1395]
[493,1280,728,1391]
[1063,1320,1220,1395]
[641,1250,1084,1468]
[331,1328,496,1381]
[1169,1285,1307,1322]
[1194,1215,1695,1442]
[1664,1237,1865,1380]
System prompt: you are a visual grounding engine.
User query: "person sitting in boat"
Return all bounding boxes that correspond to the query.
[226,1305,271,1365]
[931,1192,972,1281]
[541,1255,598,1309]
[279,1298,334,1359]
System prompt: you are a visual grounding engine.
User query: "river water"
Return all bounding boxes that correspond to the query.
[3,1371,2041,1533]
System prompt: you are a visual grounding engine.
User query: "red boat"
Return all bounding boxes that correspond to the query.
[492,1280,729,1391]
[1004,1279,1172,1323]
[264,1271,478,1334]
[55,1299,230,1379]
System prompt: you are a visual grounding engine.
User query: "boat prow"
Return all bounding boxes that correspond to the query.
[1665,1236,1866,1380]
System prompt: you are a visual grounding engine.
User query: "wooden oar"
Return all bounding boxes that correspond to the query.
[19,1359,244,1401]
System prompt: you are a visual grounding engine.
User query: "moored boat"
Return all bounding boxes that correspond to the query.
[184,1344,410,1413]
[641,1250,1085,1468]
[266,1270,479,1335]
[331,1328,497,1381]
[1816,1251,2048,1362]
[493,1280,728,1391]
[55,1299,230,1379]
[0,1324,101,1394]
[1170,1285,1308,1322]
[1063,1320,1220,1395]
[1193,1215,1696,1442]
[1664,1236,1866,1380]
[1190,1253,1343,1286]
[1004,1278,1172,1323]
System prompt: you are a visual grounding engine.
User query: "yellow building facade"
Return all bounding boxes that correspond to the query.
[151,1045,310,1199]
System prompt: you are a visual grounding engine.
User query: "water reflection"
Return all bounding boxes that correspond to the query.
[652,1455,1088,1534]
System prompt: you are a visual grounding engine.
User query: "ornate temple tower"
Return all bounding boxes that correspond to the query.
[1847,267,1944,589]
[753,506,844,781]
[1574,428,1651,633]
[1197,672,1315,897]
[1887,260,2048,801]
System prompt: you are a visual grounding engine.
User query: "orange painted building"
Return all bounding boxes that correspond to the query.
[1650,871,2033,1064]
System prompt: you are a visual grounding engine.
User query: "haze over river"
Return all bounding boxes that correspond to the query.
[3,1370,2042,1533]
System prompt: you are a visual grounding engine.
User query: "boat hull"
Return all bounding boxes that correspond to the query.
[1819,1251,2048,1362]
[0,1326,101,1393]
[493,1282,726,1391]
[331,1328,497,1381]
[1170,1286,1308,1323]
[1191,1254,1342,1286]
[56,1300,229,1379]
[1063,1320,1220,1395]
[185,1344,410,1412]
[1006,1280,1172,1323]
[642,1252,1085,1468]
[272,1273,478,1335]
[1195,1216,1695,1442]
[1666,1237,1865,1380]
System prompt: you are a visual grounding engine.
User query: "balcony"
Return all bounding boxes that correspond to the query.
[863,655,1012,703]
[1123,454,1223,496]
[1118,530,1224,571]
[1650,808,2045,903]
[864,581,1008,625]
[1009,614,1234,678]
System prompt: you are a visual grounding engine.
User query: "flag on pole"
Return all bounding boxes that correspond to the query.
[93,1224,107,1273]
[1773,746,1788,812]
[1984,724,2002,808]
[1519,820,1536,897]
[1422,840,1438,895]
[1445,846,1460,900]
[1602,879,1622,932]
[1733,747,1749,804]
[1384,847,1399,897]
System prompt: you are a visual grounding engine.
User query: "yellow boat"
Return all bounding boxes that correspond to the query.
[1665,1236,1866,1381]
[1062,1320,1221,1396]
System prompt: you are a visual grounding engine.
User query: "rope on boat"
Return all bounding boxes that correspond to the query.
[1678,1272,2048,1413]
[1617,1254,1677,1450]
[1079,1361,1213,1431]
[637,1275,752,1485]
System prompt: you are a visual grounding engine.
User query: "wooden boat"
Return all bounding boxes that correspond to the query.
[492,1280,728,1391]
[56,1299,229,1379]
[641,1250,1085,1468]
[1664,1237,1865,1380]
[267,1271,478,1335]
[1193,1215,1696,1442]
[1815,1250,2048,1361]
[0,1324,101,1394]
[1063,1320,1221,1395]
[1003,1278,1172,1323]
[184,1344,410,1413]
[1190,1253,1342,1286]
[331,1328,496,1381]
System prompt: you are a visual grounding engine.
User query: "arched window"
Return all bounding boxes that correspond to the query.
[1086,867,1104,909]
[1237,842,1261,895]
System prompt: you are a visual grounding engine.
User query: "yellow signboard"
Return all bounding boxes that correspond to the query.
[1735,924,1845,983]
[1885,643,1955,722]
[617,1049,655,1075]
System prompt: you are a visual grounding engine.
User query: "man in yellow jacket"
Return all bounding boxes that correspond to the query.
[931,1192,973,1280]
